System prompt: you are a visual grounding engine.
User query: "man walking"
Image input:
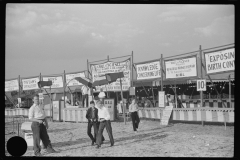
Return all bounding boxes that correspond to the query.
[28,94,57,156]
[86,101,105,146]
[95,100,114,149]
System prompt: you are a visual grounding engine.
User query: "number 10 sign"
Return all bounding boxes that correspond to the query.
[197,79,206,91]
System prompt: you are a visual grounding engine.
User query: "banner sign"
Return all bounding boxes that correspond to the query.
[42,76,63,88]
[66,72,86,87]
[165,56,197,79]
[158,91,165,108]
[22,77,40,90]
[160,105,173,125]
[135,61,161,80]
[5,79,19,92]
[204,47,235,74]
[104,99,115,121]
[90,58,131,92]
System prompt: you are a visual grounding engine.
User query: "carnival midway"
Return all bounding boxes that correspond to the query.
[5,43,234,157]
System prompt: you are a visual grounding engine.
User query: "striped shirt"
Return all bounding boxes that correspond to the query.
[28,104,46,120]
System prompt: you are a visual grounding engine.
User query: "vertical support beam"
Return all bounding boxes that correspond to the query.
[50,85,52,122]
[199,45,204,126]
[18,75,21,107]
[131,51,134,99]
[107,56,109,98]
[160,54,163,91]
[63,70,66,109]
[152,86,155,107]
[229,74,231,108]
[120,78,126,125]
[175,81,177,108]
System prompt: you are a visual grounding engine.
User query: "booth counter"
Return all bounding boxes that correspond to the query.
[138,107,234,123]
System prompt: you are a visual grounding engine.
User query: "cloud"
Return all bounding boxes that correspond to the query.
[91,32,105,40]
[158,10,185,22]
[160,43,171,47]
[194,15,234,37]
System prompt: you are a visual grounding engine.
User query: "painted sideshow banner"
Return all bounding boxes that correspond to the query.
[165,56,197,79]
[5,79,19,92]
[204,47,235,75]
[22,77,40,90]
[66,72,86,86]
[91,58,131,92]
[135,61,161,80]
[42,76,63,88]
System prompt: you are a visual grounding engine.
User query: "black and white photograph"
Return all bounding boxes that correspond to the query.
[5,4,234,157]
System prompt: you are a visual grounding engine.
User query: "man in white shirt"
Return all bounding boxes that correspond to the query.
[28,94,57,156]
[95,100,114,148]
[81,85,89,107]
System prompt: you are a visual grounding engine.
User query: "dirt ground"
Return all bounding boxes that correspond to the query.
[5,118,234,157]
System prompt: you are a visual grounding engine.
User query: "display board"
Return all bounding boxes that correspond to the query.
[5,79,19,92]
[42,76,63,88]
[158,91,165,108]
[165,56,197,79]
[104,99,115,121]
[160,105,173,125]
[135,61,161,80]
[66,72,86,86]
[22,77,40,90]
[197,79,206,91]
[90,58,131,92]
[129,87,135,95]
[204,47,235,75]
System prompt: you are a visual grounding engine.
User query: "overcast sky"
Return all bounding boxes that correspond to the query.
[6,4,234,80]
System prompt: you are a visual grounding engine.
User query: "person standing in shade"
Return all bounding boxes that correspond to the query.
[29,94,57,156]
[81,85,89,107]
[86,101,105,146]
[95,100,114,149]
[129,99,140,133]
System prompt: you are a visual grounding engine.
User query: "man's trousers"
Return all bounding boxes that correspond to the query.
[96,120,114,146]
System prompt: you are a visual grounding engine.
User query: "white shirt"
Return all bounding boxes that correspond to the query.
[81,86,89,95]
[95,105,110,120]
[28,103,46,120]
[98,92,106,98]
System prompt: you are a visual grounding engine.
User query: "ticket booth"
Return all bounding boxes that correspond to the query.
[53,100,64,122]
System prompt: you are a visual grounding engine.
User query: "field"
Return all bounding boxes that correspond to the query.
[5,117,234,157]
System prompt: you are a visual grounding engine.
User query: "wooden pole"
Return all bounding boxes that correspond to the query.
[175,81,177,108]
[50,85,53,122]
[161,54,163,91]
[151,86,155,107]
[107,56,109,98]
[18,75,21,108]
[199,45,204,126]
[120,78,126,125]
[229,75,231,108]
[63,70,66,109]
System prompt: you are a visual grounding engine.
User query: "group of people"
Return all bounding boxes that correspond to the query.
[28,87,141,156]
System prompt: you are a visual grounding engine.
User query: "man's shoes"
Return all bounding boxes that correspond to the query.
[91,141,95,146]
[35,152,42,157]
[110,143,114,147]
[96,145,100,149]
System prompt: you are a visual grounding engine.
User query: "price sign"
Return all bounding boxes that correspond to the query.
[129,87,135,95]
[197,79,206,91]
[39,93,44,100]
[158,91,165,108]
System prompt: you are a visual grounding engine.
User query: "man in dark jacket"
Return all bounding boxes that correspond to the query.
[86,101,105,145]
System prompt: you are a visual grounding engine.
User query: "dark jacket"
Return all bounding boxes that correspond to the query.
[86,107,99,123]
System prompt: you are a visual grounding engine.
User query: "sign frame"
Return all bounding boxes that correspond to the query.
[135,60,161,80]
[21,77,40,91]
[5,79,19,92]
[197,79,206,91]
[103,98,115,121]
[65,71,86,87]
[203,47,235,75]
[129,87,135,96]
[164,55,198,80]
[90,58,131,92]
[160,105,173,126]
[42,75,64,89]
[158,91,165,108]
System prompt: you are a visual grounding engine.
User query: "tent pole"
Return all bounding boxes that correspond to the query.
[120,78,126,125]
[229,75,231,108]
[199,45,204,126]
